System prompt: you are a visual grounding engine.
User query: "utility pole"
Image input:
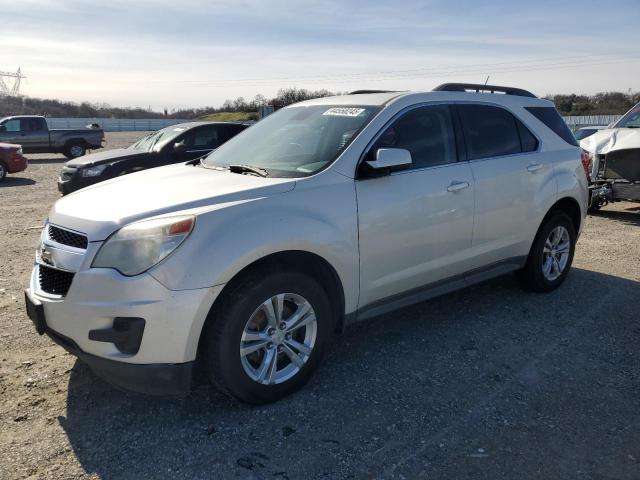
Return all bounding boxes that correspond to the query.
[0,68,27,96]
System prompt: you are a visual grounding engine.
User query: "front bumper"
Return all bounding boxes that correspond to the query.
[27,259,222,394]
[57,167,95,195]
[26,291,193,395]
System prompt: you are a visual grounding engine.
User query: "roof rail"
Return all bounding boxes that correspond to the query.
[348,90,396,95]
[433,83,536,98]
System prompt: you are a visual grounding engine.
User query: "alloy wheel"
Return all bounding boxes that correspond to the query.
[542,225,571,281]
[240,293,317,385]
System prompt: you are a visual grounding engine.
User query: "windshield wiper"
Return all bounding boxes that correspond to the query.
[228,164,269,177]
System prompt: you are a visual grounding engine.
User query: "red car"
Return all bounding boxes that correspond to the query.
[0,142,28,181]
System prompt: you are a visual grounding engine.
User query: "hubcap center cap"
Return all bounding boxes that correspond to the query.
[272,330,285,345]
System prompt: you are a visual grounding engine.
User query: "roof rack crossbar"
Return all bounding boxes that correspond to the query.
[433,83,536,98]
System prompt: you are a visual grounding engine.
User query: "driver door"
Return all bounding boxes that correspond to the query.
[356,104,475,308]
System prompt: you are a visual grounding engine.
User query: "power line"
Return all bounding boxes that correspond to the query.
[142,53,639,88]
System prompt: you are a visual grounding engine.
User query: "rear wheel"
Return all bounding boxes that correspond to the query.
[518,211,576,292]
[0,162,6,181]
[201,271,333,404]
[64,142,86,159]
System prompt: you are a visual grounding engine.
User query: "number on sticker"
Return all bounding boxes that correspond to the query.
[322,108,366,117]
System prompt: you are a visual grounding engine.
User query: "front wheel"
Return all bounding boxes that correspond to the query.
[518,211,576,292]
[0,162,6,181]
[201,271,333,404]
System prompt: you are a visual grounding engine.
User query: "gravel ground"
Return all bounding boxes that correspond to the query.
[1,132,639,479]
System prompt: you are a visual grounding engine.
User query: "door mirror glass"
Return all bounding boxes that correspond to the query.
[173,140,187,152]
[365,148,412,171]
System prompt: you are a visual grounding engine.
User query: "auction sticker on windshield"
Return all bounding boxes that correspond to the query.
[322,107,366,117]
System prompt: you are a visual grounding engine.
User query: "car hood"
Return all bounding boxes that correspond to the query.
[49,163,296,240]
[65,148,149,167]
[580,128,640,155]
[0,142,20,151]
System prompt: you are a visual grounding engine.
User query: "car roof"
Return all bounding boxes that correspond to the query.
[1,115,45,120]
[294,90,551,108]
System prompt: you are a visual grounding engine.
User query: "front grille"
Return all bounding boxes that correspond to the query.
[38,264,75,296]
[48,225,88,249]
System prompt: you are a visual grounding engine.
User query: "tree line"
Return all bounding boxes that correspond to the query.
[1,88,638,119]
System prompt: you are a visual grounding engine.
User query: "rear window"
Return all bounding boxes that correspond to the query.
[525,106,578,147]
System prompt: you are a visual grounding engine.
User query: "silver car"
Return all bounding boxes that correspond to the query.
[25,83,588,403]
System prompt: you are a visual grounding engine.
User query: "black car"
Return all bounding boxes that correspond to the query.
[57,121,248,194]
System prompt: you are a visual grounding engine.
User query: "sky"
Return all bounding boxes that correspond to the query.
[3,0,640,111]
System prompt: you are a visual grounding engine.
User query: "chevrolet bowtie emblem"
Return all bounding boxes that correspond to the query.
[40,245,54,266]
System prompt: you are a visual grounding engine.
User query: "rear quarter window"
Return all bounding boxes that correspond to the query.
[525,106,578,147]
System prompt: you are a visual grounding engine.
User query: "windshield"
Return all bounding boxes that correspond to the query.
[129,125,190,152]
[612,103,640,128]
[202,105,381,177]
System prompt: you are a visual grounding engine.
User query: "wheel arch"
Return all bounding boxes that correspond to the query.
[193,250,347,375]
[217,250,344,330]
[62,138,88,150]
[545,196,582,233]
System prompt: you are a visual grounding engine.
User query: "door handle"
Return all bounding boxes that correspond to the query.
[447,181,470,192]
[527,163,543,173]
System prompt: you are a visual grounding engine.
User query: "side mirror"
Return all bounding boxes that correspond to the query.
[0,125,6,132]
[364,148,412,174]
[173,141,187,152]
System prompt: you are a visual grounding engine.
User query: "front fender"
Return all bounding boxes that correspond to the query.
[151,174,359,313]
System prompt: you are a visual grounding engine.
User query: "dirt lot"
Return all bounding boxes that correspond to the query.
[1,132,639,479]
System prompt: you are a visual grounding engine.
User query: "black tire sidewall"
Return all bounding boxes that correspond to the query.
[65,143,86,159]
[0,162,6,180]
[206,271,333,404]
[527,212,576,292]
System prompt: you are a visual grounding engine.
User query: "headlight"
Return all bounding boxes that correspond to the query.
[92,215,195,276]
[80,164,108,177]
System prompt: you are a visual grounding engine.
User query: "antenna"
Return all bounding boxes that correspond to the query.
[0,68,27,96]
[483,75,490,87]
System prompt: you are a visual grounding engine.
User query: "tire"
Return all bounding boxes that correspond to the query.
[0,162,6,181]
[201,271,333,404]
[518,211,576,292]
[587,190,601,214]
[64,142,86,159]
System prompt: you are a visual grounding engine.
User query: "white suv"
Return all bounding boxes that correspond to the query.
[25,84,588,403]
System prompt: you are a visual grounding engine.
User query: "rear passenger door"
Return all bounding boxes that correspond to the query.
[456,103,548,268]
[356,104,475,307]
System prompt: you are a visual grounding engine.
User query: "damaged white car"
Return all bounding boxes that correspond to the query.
[581,102,640,211]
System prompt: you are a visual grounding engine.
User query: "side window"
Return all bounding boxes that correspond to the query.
[23,118,46,131]
[191,126,220,149]
[369,104,457,169]
[457,104,521,160]
[516,119,538,152]
[3,119,21,132]
[220,124,247,143]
